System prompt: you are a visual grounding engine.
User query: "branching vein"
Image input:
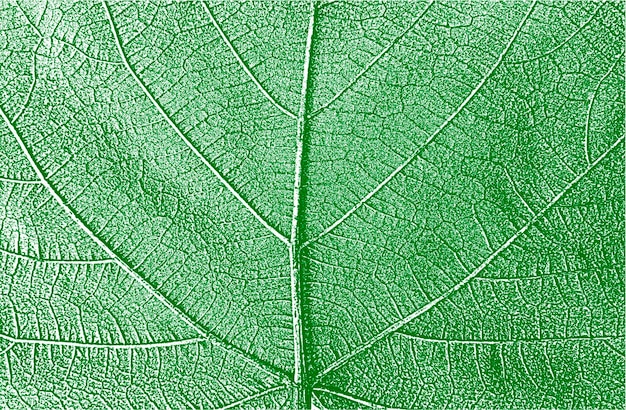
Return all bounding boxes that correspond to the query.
[0,104,288,384]
[584,51,624,165]
[316,133,624,381]
[308,0,434,118]
[217,385,288,410]
[200,1,297,119]
[0,177,42,185]
[313,387,386,409]
[506,1,607,65]
[102,1,289,246]
[301,0,537,250]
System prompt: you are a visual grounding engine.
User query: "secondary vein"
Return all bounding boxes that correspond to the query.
[0,101,288,385]
[200,1,297,119]
[102,1,289,246]
[0,334,205,350]
[315,133,624,381]
[300,0,538,251]
[308,0,434,119]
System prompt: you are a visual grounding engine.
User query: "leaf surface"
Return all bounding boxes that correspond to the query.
[0,0,624,409]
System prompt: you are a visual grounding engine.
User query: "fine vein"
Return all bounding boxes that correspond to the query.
[584,51,624,165]
[217,385,288,410]
[316,133,624,380]
[309,0,434,118]
[200,1,297,119]
[313,387,386,409]
[0,104,287,384]
[0,177,42,184]
[301,0,537,250]
[0,247,114,265]
[102,1,289,246]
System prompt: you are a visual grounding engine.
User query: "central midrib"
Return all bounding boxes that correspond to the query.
[289,1,316,408]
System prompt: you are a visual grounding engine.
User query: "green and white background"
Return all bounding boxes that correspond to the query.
[0,0,624,409]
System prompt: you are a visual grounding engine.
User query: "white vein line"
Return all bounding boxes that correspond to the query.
[585,51,624,165]
[602,340,625,358]
[507,1,606,65]
[313,388,387,409]
[289,0,315,386]
[0,333,204,350]
[503,166,535,216]
[217,385,287,410]
[54,37,123,65]
[0,177,42,185]
[0,105,206,340]
[0,105,287,383]
[103,1,289,246]
[309,0,435,119]
[393,333,623,345]
[200,1,297,120]
[12,37,41,123]
[312,391,329,410]
[0,247,114,265]
[301,1,537,250]
[316,134,624,380]
[14,1,42,38]
[0,341,15,356]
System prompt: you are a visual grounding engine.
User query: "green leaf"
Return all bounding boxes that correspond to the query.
[0,0,623,409]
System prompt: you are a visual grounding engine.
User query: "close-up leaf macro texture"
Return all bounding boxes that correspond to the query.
[0,0,624,409]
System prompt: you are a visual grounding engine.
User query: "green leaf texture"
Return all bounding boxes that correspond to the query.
[0,0,624,409]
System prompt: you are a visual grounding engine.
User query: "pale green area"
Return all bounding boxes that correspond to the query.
[0,1,624,409]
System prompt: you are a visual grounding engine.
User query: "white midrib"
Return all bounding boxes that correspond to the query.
[290,0,316,393]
